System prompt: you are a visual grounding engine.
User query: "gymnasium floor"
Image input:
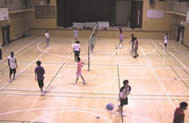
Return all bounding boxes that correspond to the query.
[0,32,189,123]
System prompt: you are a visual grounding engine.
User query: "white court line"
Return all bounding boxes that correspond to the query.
[4,87,189,97]
[0,106,158,123]
[152,41,161,56]
[0,47,50,90]
[0,39,38,64]
[32,109,112,123]
[159,42,189,71]
[140,46,176,108]
[37,41,73,59]
[0,107,112,123]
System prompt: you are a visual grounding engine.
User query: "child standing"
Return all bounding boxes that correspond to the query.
[119,27,124,48]
[131,33,135,53]
[8,52,17,82]
[117,80,131,114]
[45,30,50,47]
[75,57,86,85]
[73,28,79,41]
[0,44,2,60]
[35,60,45,96]
[72,41,80,62]
[164,32,168,51]
[133,37,139,58]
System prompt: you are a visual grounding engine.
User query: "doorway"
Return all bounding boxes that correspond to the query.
[130,0,143,29]
[1,25,10,46]
[176,24,185,44]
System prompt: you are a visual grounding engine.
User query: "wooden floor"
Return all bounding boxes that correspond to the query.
[0,33,189,123]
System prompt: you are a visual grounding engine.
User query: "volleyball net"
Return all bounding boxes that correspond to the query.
[88,24,98,71]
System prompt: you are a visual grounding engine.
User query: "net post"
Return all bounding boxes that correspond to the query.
[117,64,124,123]
[88,38,90,71]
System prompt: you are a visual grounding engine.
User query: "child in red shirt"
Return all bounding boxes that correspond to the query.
[74,57,86,85]
[173,102,188,123]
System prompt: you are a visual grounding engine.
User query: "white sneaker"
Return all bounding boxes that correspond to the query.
[41,92,45,96]
[121,113,126,117]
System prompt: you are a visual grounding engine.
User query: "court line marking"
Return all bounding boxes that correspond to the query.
[0,47,50,90]
[140,46,176,108]
[158,42,189,88]
[0,107,111,123]
[3,88,189,97]
[45,63,65,93]
[0,39,39,75]
[1,91,189,101]
[32,109,112,123]
[0,120,46,123]
[0,38,38,64]
[37,41,73,59]
[0,106,158,123]
[159,42,189,71]
[169,65,189,88]
[152,41,161,56]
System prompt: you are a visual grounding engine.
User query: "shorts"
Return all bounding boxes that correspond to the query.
[74,51,80,57]
[0,49,2,60]
[46,38,49,43]
[164,43,167,47]
[37,80,44,88]
[76,72,82,77]
[10,68,16,74]
[120,97,128,107]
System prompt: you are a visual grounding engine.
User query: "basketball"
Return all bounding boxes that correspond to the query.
[106,103,114,111]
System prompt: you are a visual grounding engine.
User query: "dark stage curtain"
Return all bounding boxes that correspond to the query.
[57,0,72,27]
[57,0,114,27]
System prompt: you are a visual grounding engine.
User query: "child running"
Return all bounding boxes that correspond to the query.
[74,57,86,85]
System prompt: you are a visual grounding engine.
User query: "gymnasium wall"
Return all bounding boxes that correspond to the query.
[0,27,2,45]
[142,0,176,32]
[9,11,33,41]
[31,0,57,29]
[30,0,188,40]
[184,24,189,47]
[0,20,9,45]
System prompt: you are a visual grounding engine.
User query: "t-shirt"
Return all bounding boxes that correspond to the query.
[72,43,80,51]
[120,85,131,99]
[45,32,50,39]
[173,108,185,123]
[74,30,79,38]
[8,56,16,69]
[35,66,45,80]
[134,40,138,49]
[120,33,124,41]
[131,37,135,43]
[164,35,168,43]
[0,48,2,60]
[77,61,83,73]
